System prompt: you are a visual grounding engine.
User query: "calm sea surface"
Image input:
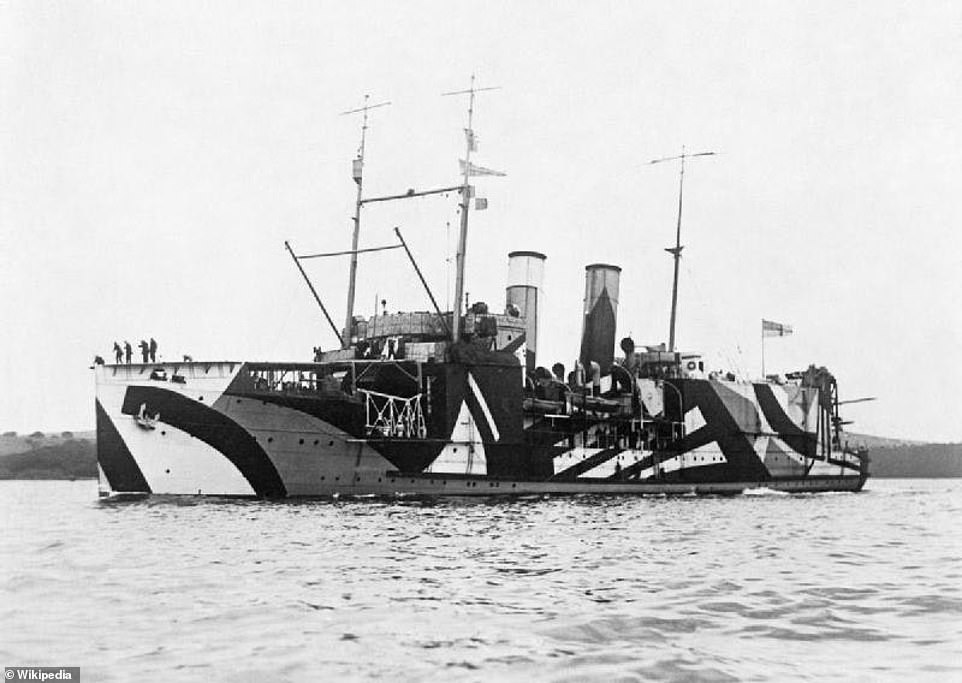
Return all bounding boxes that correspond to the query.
[1,479,960,682]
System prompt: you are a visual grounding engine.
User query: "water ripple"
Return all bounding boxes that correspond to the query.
[1,479,960,681]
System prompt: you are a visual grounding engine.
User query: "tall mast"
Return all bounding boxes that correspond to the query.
[340,95,391,348]
[668,147,686,354]
[649,147,716,352]
[442,75,500,342]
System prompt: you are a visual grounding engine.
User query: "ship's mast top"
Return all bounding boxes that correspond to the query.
[649,146,715,352]
[340,95,391,348]
[442,75,501,342]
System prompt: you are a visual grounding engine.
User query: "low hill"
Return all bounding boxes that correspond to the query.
[867,443,962,478]
[0,437,96,479]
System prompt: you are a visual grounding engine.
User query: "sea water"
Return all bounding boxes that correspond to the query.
[0,479,959,682]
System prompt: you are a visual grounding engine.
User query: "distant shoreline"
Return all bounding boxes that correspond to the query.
[0,433,96,481]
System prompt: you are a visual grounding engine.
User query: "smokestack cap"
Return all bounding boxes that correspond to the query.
[585,263,622,272]
[509,250,547,260]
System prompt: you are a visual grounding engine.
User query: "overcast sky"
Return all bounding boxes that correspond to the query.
[1,1,960,441]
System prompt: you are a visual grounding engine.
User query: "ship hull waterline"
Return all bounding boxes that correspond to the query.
[99,475,867,500]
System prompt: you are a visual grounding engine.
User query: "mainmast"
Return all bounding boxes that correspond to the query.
[341,95,391,348]
[649,146,715,352]
[442,75,501,342]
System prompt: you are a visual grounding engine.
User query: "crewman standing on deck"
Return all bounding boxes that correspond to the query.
[139,339,149,363]
[149,337,158,363]
[113,341,123,364]
[124,341,132,364]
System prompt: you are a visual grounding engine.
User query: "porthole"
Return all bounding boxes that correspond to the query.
[335,476,340,481]
[314,440,319,446]
[299,439,304,445]
[199,396,204,401]
[165,468,170,474]
[236,399,242,404]
[267,437,274,443]
[161,430,166,436]
[329,440,334,447]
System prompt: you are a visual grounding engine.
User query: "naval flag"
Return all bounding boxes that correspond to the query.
[459,159,506,177]
[762,319,793,337]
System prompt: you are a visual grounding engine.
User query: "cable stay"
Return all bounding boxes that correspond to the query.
[284,240,343,346]
[296,244,403,260]
[285,224,450,347]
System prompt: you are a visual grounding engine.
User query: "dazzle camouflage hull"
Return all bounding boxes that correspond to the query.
[95,356,867,498]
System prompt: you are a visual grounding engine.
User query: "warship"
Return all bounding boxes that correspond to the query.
[94,83,869,498]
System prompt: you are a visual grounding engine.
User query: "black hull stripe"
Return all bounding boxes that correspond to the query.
[678,380,771,481]
[96,399,151,493]
[619,453,657,480]
[501,332,526,354]
[754,384,817,458]
[552,447,622,480]
[121,386,286,497]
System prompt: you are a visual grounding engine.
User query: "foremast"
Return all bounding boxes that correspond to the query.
[342,95,392,348]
